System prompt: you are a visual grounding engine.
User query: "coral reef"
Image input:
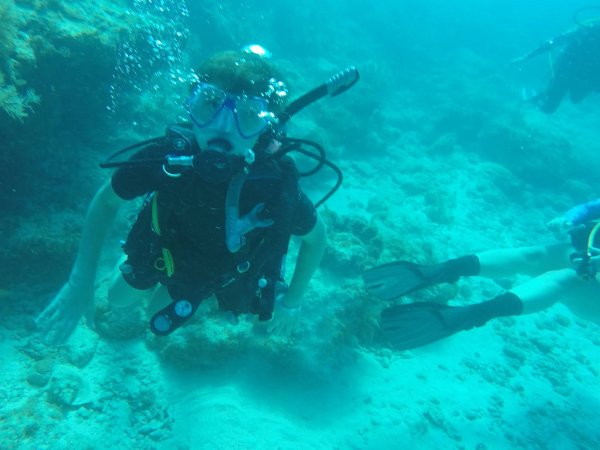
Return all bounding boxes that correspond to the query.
[46,364,94,407]
[0,0,191,291]
[0,81,40,122]
[321,210,384,276]
[0,213,80,289]
[95,301,147,341]
[94,279,148,341]
[63,326,99,368]
[146,297,295,368]
[0,394,64,449]
[329,289,382,348]
[0,0,39,121]
[0,0,18,55]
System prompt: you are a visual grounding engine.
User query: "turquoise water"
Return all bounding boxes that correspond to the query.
[1,1,599,449]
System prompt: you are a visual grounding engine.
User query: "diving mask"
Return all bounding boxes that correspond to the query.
[187,82,276,139]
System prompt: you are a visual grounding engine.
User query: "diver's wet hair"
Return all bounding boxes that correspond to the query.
[194,50,289,113]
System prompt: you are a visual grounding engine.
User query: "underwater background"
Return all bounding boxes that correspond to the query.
[1,0,599,448]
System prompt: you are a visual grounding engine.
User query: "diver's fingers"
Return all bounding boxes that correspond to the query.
[34,309,55,335]
[268,317,289,336]
[277,320,291,338]
[84,305,96,329]
[285,320,294,337]
[46,318,77,345]
[35,306,67,344]
[34,304,53,327]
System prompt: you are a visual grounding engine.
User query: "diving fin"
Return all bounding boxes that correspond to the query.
[362,261,450,300]
[363,255,479,300]
[379,292,523,351]
[379,302,487,350]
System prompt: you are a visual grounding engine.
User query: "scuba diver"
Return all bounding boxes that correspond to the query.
[363,198,600,351]
[36,46,358,343]
[513,17,600,113]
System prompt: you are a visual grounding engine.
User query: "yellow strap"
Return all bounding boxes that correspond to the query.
[153,249,175,277]
[162,248,175,277]
[587,221,600,255]
[150,192,175,277]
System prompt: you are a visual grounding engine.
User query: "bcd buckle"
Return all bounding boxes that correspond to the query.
[236,260,251,273]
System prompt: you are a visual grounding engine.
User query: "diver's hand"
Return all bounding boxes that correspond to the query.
[267,296,302,338]
[35,279,94,344]
[547,216,573,233]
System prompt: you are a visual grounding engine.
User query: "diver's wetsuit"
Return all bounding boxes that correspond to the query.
[566,199,600,259]
[537,23,600,113]
[564,198,600,224]
[111,126,317,323]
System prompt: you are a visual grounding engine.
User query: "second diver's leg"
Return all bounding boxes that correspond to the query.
[444,268,585,331]
[437,267,578,329]
[546,272,600,324]
[383,244,571,293]
[476,243,571,279]
[511,268,580,314]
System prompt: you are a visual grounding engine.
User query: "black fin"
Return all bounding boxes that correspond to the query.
[363,261,445,300]
[379,302,479,350]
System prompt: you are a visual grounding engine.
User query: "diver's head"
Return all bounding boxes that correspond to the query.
[187,45,289,182]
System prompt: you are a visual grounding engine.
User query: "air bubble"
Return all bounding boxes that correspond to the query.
[107,0,189,114]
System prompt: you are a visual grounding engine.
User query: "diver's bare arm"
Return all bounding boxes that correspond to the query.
[35,179,125,341]
[68,179,125,287]
[282,214,327,308]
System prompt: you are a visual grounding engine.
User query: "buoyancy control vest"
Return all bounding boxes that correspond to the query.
[117,125,302,334]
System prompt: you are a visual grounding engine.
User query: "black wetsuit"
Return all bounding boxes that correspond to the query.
[537,23,600,113]
[111,125,317,323]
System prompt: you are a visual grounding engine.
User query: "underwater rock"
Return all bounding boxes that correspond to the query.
[502,343,527,364]
[26,372,50,387]
[554,313,572,328]
[1,0,191,289]
[531,336,555,354]
[64,326,98,368]
[406,413,428,437]
[19,337,58,361]
[95,301,147,340]
[1,213,82,289]
[149,316,253,368]
[46,364,94,407]
[146,298,293,367]
[26,358,56,387]
[326,284,383,350]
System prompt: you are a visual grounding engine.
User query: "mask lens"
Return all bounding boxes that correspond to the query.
[188,84,227,126]
[235,97,272,137]
[188,83,273,138]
